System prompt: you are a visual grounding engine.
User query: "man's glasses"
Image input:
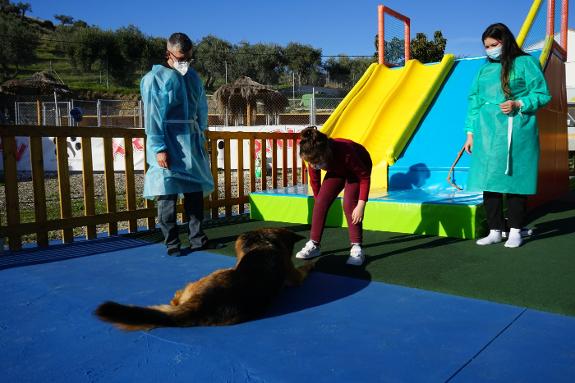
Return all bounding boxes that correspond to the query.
[167,50,194,63]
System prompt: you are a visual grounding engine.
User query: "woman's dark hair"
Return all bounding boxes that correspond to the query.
[482,23,528,99]
[299,126,331,163]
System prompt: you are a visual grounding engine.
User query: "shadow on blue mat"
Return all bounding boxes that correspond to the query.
[0,237,149,270]
[263,264,372,319]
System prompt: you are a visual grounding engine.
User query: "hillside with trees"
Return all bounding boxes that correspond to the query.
[1,0,447,99]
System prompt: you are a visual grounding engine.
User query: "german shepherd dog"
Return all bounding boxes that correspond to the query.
[95,228,313,331]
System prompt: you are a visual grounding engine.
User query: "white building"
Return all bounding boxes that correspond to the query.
[567,29,574,152]
[566,29,574,102]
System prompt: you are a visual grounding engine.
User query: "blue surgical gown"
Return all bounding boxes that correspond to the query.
[141,65,214,199]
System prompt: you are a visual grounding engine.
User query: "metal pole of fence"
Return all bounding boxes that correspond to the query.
[0,213,4,254]
[97,99,102,127]
[292,72,295,100]
[310,87,316,126]
[309,88,313,125]
[138,99,143,129]
[53,91,59,126]
[225,60,228,84]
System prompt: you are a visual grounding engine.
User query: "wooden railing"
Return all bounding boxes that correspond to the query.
[0,125,307,251]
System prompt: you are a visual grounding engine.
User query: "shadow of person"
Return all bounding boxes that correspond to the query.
[524,191,575,241]
[529,215,575,240]
[526,190,575,223]
[414,201,474,238]
[389,163,431,191]
[263,256,371,319]
[364,236,463,264]
[0,237,151,271]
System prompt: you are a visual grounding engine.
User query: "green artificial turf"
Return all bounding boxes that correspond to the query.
[131,192,575,317]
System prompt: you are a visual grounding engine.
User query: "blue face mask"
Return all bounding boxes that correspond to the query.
[486,45,502,60]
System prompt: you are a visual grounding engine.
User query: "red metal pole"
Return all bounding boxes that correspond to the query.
[561,0,569,51]
[378,5,385,65]
[405,18,411,62]
[383,7,408,22]
[547,0,555,39]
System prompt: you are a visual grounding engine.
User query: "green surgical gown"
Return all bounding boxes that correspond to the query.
[464,54,551,195]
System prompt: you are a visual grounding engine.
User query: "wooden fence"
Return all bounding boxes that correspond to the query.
[0,125,307,251]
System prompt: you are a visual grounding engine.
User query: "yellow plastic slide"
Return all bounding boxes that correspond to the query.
[321,54,455,192]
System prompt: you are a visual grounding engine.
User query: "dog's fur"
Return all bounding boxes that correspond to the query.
[95,228,313,331]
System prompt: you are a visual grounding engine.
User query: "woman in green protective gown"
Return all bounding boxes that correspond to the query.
[463,23,551,248]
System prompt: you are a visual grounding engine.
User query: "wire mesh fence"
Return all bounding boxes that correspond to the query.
[10,93,343,128]
[384,13,407,67]
[521,0,567,53]
[522,1,548,51]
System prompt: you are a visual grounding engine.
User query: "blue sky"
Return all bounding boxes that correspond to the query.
[27,0,574,58]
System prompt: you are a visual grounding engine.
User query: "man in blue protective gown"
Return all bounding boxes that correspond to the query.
[141,32,214,256]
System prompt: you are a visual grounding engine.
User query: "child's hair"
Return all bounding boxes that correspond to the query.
[299,126,330,164]
[481,23,528,99]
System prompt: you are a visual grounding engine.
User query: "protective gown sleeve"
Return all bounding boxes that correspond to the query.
[141,73,168,153]
[517,56,551,114]
[464,67,484,134]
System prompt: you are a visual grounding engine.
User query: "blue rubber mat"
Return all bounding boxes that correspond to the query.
[0,239,573,382]
[252,184,483,205]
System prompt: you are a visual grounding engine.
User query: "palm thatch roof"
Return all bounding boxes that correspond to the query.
[213,76,288,122]
[0,71,71,96]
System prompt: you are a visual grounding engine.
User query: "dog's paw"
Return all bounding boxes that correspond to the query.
[170,290,183,306]
[303,260,317,271]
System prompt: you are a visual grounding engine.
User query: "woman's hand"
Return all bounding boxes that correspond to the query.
[464,133,473,154]
[499,100,519,115]
[351,200,366,225]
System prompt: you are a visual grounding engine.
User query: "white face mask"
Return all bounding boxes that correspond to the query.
[173,61,189,76]
[486,45,502,60]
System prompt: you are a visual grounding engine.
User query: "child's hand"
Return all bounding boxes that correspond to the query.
[351,200,366,225]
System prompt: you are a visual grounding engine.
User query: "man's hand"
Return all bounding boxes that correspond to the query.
[351,200,366,225]
[156,151,169,169]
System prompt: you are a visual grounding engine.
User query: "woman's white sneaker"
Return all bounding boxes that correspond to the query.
[476,230,502,246]
[346,244,365,266]
[504,228,523,248]
[296,240,321,259]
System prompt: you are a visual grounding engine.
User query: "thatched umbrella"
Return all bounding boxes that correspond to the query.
[0,71,72,125]
[213,76,288,126]
[0,71,71,96]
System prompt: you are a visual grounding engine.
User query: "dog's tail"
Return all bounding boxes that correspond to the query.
[95,301,194,331]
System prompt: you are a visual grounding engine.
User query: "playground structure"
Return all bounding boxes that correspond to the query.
[250,0,570,239]
[0,4,574,381]
[0,1,570,249]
